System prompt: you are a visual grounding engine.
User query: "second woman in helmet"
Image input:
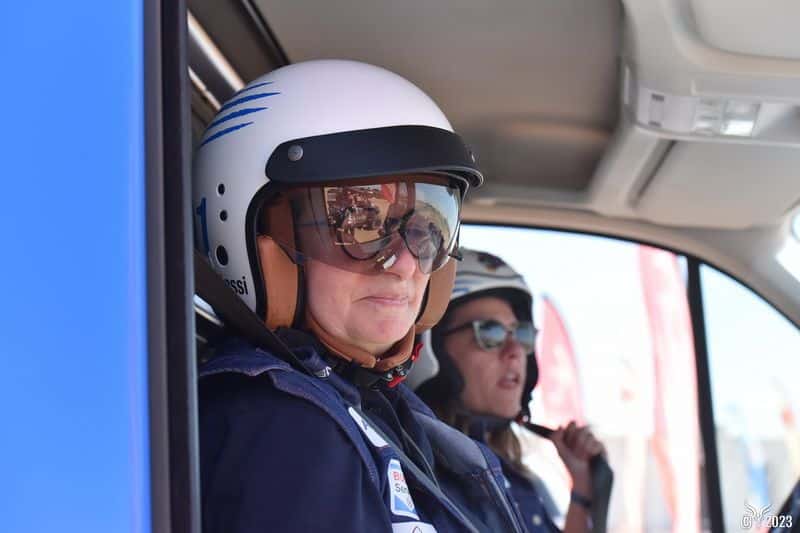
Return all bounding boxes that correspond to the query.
[414,249,605,533]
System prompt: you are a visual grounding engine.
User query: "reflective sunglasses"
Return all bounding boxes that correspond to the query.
[443,319,537,353]
[265,175,462,275]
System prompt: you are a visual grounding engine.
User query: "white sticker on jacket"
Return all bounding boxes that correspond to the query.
[347,407,389,448]
[391,521,438,532]
[388,459,420,519]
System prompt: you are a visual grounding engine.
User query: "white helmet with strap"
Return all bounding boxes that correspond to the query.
[193,60,483,383]
[193,59,482,331]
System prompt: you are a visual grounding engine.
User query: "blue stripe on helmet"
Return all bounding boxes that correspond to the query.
[234,81,274,96]
[219,91,280,113]
[206,107,268,131]
[200,122,254,147]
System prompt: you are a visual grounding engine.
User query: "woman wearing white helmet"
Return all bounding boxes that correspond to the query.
[195,61,527,532]
[414,249,605,533]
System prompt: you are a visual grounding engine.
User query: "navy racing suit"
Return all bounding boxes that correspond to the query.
[199,330,527,532]
[501,459,561,533]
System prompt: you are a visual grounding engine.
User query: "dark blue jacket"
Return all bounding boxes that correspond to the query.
[199,332,527,532]
[463,418,562,533]
[502,460,561,533]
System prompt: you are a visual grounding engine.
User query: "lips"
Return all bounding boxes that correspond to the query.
[362,293,409,306]
[497,370,522,389]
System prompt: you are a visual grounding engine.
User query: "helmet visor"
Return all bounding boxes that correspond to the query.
[263,175,462,275]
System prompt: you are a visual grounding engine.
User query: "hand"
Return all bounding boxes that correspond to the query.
[551,421,605,495]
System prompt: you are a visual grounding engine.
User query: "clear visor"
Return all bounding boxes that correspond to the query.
[260,175,462,275]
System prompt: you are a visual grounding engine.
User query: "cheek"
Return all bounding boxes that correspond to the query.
[465,357,496,394]
[305,264,352,321]
[410,273,429,310]
[457,355,483,386]
[448,346,492,403]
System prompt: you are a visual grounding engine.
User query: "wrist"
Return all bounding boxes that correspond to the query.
[570,489,592,511]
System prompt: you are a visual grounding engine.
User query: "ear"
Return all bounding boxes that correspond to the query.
[256,235,299,330]
[415,259,456,332]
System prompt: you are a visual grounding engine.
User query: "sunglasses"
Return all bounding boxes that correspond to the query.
[269,176,462,275]
[443,319,537,353]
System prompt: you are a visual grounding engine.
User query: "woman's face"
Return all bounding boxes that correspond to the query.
[443,296,527,419]
[305,245,430,355]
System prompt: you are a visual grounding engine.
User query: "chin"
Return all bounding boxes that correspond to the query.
[489,409,517,420]
[491,400,521,420]
[359,326,409,349]
[374,330,410,346]
[373,318,414,338]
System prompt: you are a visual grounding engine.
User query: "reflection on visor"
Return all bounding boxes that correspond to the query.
[263,175,462,275]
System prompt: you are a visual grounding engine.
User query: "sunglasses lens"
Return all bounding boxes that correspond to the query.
[403,212,445,274]
[473,320,537,352]
[516,322,537,352]
[475,320,508,349]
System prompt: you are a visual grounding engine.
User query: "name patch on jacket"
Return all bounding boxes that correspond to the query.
[388,459,419,519]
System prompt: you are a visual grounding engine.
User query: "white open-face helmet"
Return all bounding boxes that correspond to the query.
[410,248,539,419]
[193,60,483,334]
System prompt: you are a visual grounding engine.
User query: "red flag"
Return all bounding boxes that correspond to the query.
[380,183,396,203]
[534,295,584,427]
[638,246,701,533]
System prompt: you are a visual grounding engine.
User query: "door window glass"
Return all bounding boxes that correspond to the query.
[461,225,707,532]
[701,265,800,530]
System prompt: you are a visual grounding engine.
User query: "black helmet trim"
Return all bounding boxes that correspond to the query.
[265,125,483,190]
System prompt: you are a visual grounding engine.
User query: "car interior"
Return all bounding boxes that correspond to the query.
[184,1,800,531]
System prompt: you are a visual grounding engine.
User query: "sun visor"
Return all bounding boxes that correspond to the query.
[635,141,800,229]
[265,125,483,189]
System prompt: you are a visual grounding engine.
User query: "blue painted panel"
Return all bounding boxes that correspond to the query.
[0,3,149,533]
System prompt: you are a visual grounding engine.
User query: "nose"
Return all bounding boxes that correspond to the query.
[383,242,419,280]
[501,335,525,361]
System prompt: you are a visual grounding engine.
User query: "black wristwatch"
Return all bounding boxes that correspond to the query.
[570,490,592,510]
